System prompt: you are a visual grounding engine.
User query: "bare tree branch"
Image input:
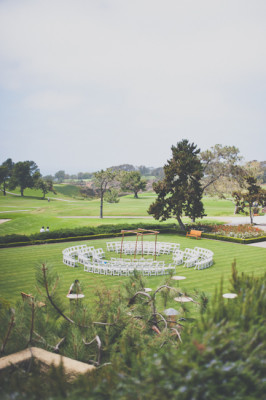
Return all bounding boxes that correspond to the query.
[170,327,182,342]
[33,331,66,353]
[83,335,102,365]
[128,291,152,305]
[41,265,117,328]
[153,312,168,329]
[42,264,75,324]
[0,309,15,355]
[154,285,179,296]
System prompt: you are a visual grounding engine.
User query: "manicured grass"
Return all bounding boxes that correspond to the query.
[54,184,82,198]
[0,234,265,309]
[203,197,235,216]
[0,189,235,236]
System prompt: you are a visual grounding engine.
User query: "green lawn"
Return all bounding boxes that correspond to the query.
[0,234,265,309]
[1,188,264,313]
[0,188,236,236]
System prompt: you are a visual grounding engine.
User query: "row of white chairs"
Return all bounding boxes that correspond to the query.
[194,247,214,259]
[172,250,185,265]
[62,244,173,275]
[62,244,88,257]
[63,245,106,267]
[107,259,165,268]
[92,248,105,260]
[62,243,214,274]
[83,260,175,276]
[172,247,214,269]
[106,241,180,255]
[194,257,213,270]
[78,246,95,263]
[63,255,77,268]
[63,245,95,267]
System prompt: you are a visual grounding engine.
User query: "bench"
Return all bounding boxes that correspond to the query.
[186,230,202,239]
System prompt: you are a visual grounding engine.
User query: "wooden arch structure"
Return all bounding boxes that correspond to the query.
[120,228,160,260]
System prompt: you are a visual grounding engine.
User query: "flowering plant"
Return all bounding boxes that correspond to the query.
[211,224,264,239]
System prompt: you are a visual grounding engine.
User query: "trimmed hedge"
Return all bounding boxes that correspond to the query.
[202,232,266,244]
[0,223,185,248]
[0,222,265,248]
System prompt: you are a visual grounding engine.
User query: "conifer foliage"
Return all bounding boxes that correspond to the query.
[148,139,205,230]
[0,264,265,399]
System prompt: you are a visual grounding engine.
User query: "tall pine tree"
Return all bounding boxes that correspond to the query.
[148,139,205,230]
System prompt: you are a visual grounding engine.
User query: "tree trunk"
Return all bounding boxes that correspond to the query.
[100,193,103,218]
[249,206,253,224]
[21,187,24,196]
[134,191,138,199]
[177,215,186,231]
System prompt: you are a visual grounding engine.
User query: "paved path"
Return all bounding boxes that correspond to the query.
[57,216,153,219]
[247,241,266,248]
[57,214,266,229]
[0,210,30,213]
[208,215,266,232]
[0,219,10,224]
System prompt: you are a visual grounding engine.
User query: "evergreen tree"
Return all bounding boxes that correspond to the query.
[9,161,40,196]
[0,158,14,195]
[120,170,147,198]
[148,139,205,230]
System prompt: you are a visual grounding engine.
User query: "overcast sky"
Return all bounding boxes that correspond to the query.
[0,0,265,175]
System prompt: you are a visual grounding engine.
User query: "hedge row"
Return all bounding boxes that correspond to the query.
[0,222,265,248]
[0,223,185,248]
[202,232,266,244]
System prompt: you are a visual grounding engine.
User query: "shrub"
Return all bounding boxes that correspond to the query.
[104,188,120,203]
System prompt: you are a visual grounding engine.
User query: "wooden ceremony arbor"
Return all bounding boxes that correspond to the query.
[120,228,160,260]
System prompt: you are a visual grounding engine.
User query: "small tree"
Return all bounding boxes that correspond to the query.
[233,176,266,224]
[36,178,57,199]
[120,171,147,198]
[0,158,14,195]
[92,168,117,218]
[148,140,205,231]
[9,161,40,196]
[104,188,120,203]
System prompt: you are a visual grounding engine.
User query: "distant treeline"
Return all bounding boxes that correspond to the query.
[43,164,164,183]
